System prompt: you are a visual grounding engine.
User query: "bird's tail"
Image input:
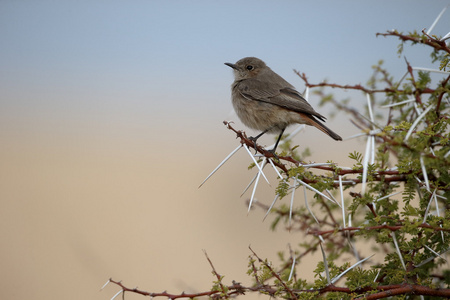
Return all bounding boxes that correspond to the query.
[305,115,342,141]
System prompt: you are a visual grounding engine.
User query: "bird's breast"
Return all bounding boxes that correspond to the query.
[231,86,296,132]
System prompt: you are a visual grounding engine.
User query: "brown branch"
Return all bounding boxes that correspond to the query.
[224,122,450,192]
[435,74,450,115]
[109,278,223,299]
[403,57,424,111]
[355,283,450,299]
[203,250,230,298]
[249,246,298,300]
[376,30,450,54]
[223,121,411,185]
[225,122,448,172]
[248,255,262,286]
[223,121,289,174]
[108,278,269,299]
[107,279,450,299]
[308,222,450,237]
[295,71,435,95]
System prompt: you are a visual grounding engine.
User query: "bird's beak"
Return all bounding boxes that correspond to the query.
[224,62,238,70]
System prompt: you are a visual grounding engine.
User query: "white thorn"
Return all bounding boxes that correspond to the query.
[111,290,123,300]
[304,86,310,101]
[391,232,406,270]
[339,176,346,228]
[427,5,449,35]
[415,247,450,267]
[424,245,447,262]
[374,269,381,282]
[344,132,367,140]
[370,136,375,165]
[247,161,264,212]
[413,102,422,116]
[240,173,257,197]
[325,189,340,207]
[412,67,450,75]
[433,191,445,243]
[420,155,430,191]
[380,97,415,108]
[100,279,111,291]
[405,105,433,143]
[263,193,280,221]
[296,179,333,202]
[243,144,270,185]
[361,136,372,195]
[445,150,450,158]
[397,70,409,85]
[289,178,297,226]
[331,254,375,284]
[199,145,242,188]
[366,93,375,126]
[247,159,268,211]
[268,157,283,179]
[441,31,450,41]
[303,162,333,168]
[319,240,331,285]
[288,255,296,281]
[375,191,402,202]
[304,185,319,224]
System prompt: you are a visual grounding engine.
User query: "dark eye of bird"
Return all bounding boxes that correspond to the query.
[246,65,253,70]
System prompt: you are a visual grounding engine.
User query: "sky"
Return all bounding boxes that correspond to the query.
[2,0,449,135]
[0,1,449,300]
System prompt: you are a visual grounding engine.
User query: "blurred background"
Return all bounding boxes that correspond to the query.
[1,1,449,299]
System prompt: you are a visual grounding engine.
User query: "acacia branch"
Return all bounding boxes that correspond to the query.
[107,278,450,299]
[308,222,450,236]
[249,247,298,300]
[435,74,450,115]
[376,30,450,54]
[295,71,435,95]
[223,122,448,189]
[108,278,255,299]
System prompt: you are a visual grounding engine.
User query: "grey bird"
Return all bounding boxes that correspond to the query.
[225,57,342,153]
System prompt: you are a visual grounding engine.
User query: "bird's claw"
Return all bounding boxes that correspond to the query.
[248,136,259,154]
[267,148,280,160]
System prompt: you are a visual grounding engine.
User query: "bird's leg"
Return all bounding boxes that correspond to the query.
[248,128,270,151]
[269,128,286,156]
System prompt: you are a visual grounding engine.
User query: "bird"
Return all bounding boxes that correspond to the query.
[225,57,342,153]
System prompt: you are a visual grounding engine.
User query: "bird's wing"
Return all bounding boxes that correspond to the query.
[237,80,326,121]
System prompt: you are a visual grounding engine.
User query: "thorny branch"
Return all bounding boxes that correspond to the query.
[204,250,231,298]
[376,29,450,54]
[308,222,450,237]
[223,121,450,191]
[107,276,450,299]
[249,247,298,300]
[107,246,450,298]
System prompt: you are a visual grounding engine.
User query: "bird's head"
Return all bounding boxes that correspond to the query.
[225,57,266,80]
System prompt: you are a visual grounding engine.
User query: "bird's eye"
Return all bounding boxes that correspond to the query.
[246,65,254,70]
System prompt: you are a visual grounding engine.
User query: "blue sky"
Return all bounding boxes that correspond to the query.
[1,1,449,138]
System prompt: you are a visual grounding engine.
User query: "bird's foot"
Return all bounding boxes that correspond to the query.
[248,136,259,154]
[267,148,280,160]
